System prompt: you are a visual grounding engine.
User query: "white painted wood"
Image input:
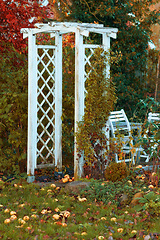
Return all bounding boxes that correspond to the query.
[84,47,95,85]
[31,26,118,36]
[27,30,37,177]
[20,28,29,39]
[36,45,56,165]
[102,34,111,153]
[21,22,118,39]
[142,112,160,162]
[49,22,104,28]
[55,33,62,171]
[74,29,85,179]
[108,109,150,163]
[36,45,56,49]
[21,22,119,181]
[103,33,110,80]
[108,109,134,163]
[84,44,102,48]
[80,28,118,35]
[148,112,160,122]
[108,32,117,39]
[78,28,89,37]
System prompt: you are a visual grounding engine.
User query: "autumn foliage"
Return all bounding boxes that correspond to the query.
[0,0,51,173]
[0,0,48,53]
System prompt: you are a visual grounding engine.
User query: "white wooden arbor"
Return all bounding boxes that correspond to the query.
[21,22,118,182]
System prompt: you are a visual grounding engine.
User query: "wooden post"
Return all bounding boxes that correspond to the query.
[27,30,37,183]
[103,33,110,79]
[103,34,111,153]
[74,29,85,179]
[55,33,62,171]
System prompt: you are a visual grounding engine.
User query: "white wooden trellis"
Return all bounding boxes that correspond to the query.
[37,46,56,163]
[21,22,118,182]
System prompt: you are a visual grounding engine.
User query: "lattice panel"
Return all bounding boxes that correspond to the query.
[37,46,56,165]
[84,47,104,96]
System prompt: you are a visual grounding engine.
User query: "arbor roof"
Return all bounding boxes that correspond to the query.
[21,21,118,39]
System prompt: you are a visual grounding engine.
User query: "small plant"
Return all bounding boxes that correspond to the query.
[131,97,160,163]
[79,177,148,206]
[132,96,159,123]
[104,162,129,182]
[141,119,160,161]
[136,191,160,216]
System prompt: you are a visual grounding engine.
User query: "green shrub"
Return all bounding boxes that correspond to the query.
[104,162,129,182]
[0,48,28,174]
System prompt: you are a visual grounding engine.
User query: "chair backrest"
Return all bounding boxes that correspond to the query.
[108,109,131,138]
[108,109,134,162]
[148,112,160,122]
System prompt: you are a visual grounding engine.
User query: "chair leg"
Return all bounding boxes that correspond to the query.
[136,147,149,163]
[115,153,118,163]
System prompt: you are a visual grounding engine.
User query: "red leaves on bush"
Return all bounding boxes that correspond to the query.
[0,0,50,53]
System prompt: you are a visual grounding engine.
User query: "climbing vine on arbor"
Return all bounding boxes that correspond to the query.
[76,48,117,176]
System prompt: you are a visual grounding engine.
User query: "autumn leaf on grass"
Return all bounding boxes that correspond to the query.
[4,219,11,224]
[52,214,60,220]
[134,218,137,225]
[43,235,50,239]
[34,235,39,240]
[78,196,87,202]
[140,218,148,222]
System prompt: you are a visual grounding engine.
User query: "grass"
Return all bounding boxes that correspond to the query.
[0,174,160,240]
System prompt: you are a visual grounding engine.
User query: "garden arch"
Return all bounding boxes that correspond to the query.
[21,22,118,182]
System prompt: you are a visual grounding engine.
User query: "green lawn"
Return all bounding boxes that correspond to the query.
[0,176,160,240]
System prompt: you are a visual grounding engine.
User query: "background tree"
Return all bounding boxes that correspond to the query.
[51,0,160,118]
[0,0,49,174]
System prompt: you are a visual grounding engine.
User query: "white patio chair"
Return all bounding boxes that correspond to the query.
[107,109,149,163]
[143,112,160,161]
[107,109,135,163]
[148,112,160,122]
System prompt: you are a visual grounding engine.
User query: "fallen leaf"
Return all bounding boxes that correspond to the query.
[140,218,147,222]
[134,218,137,225]
[56,221,62,225]
[43,235,50,239]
